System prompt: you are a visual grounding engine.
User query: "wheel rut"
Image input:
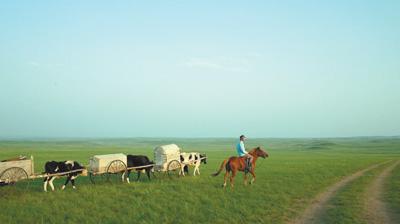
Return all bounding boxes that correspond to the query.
[288,161,388,224]
[363,160,400,224]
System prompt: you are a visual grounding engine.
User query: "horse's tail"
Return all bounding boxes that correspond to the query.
[211,159,228,177]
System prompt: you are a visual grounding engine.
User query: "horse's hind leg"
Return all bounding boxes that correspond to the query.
[223,171,229,188]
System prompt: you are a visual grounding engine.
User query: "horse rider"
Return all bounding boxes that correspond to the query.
[236,135,253,172]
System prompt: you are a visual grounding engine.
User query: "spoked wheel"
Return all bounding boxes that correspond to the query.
[105,160,127,183]
[167,160,181,178]
[0,167,30,191]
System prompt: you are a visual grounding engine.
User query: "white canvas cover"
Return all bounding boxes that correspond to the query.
[154,144,181,171]
[89,153,127,173]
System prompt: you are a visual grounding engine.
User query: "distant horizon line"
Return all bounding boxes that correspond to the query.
[0,135,399,141]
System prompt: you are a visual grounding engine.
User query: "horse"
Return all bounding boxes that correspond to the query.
[212,147,268,188]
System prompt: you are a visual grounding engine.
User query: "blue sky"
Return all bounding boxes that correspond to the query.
[0,1,399,138]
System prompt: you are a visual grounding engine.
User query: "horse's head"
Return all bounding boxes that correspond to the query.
[253,146,269,158]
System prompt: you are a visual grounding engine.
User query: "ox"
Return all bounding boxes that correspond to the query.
[180,153,207,176]
[125,155,154,183]
[43,161,85,192]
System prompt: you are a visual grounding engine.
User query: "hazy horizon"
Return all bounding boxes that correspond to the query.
[1,1,399,138]
[0,135,399,141]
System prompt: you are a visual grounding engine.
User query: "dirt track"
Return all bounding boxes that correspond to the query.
[363,160,399,224]
[288,162,387,224]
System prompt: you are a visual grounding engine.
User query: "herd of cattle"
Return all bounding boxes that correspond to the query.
[42,152,207,192]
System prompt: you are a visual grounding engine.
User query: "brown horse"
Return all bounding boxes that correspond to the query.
[212,147,269,188]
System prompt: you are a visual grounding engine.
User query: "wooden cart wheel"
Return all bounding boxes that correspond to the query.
[167,160,181,178]
[0,167,30,190]
[105,160,127,183]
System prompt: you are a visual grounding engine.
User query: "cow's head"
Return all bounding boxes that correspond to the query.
[200,153,207,164]
[68,161,87,176]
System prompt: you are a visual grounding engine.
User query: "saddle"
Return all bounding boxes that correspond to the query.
[240,156,252,173]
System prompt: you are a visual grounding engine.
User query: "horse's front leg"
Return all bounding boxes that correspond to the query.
[243,173,248,186]
[230,170,237,189]
[250,170,256,185]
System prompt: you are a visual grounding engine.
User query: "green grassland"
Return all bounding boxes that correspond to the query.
[0,137,399,223]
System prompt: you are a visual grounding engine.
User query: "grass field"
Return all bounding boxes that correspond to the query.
[0,137,399,224]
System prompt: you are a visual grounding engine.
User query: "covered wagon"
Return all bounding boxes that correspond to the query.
[154,144,182,176]
[88,153,127,184]
[1,155,87,190]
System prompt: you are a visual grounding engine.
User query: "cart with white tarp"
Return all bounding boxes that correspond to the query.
[153,144,182,177]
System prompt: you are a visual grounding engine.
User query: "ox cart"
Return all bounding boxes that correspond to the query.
[153,144,182,176]
[88,153,130,184]
[0,156,33,189]
[0,156,85,190]
[88,144,184,184]
[1,144,195,189]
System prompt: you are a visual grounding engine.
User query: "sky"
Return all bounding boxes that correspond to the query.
[0,1,399,138]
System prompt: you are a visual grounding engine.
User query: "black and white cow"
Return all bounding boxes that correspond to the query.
[43,161,85,192]
[180,153,207,176]
[125,155,154,183]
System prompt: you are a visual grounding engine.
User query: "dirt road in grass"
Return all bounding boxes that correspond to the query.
[289,162,387,224]
[363,160,400,224]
